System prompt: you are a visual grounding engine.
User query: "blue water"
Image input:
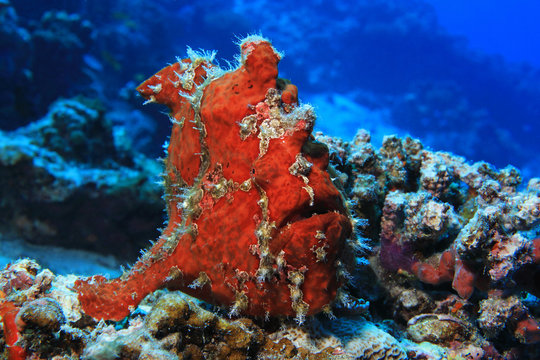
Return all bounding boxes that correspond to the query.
[2,0,539,178]
[426,0,540,67]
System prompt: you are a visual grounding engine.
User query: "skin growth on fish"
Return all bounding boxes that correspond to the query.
[73,35,354,323]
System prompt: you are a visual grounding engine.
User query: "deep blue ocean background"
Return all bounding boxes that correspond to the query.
[2,0,539,178]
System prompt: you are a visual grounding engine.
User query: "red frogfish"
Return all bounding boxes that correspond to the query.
[75,36,353,323]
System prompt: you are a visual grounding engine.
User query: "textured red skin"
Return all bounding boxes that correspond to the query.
[75,39,352,321]
[514,317,540,344]
[0,302,26,360]
[281,84,298,105]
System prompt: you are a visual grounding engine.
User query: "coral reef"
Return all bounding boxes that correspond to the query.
[75,36,354,322]
[323,317,408,359]
[317,129,540,358]
[0,97,163,260]
[0,3,94,129]
[31,11,93,106]
[0,0,32,129]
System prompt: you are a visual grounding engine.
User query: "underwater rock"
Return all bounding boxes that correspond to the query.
[407,313,474,345]
[11,98,135,166]
[487,233,534,283]
[316,129,539,355]
[325,318,408,360]
[37,98,119,165]
[270,316,412,360]
[140,292,271,359]
[342,325,406,360]
[393,289,434,323]
[0,1,32,130]
[16,297,65,332]
[31,10,93,108]
[0,261,80,359]
[1,6,95,129]
[0,97,163,260]
[381,190,461,253]
[478,296,527,340]
[0,259,40,296]
[342,133,539,296]
[144,293,192,338]
[0,259,54,304]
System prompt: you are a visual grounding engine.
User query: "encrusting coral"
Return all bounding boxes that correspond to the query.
[319,130,540,356]
[74,35,354,322]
